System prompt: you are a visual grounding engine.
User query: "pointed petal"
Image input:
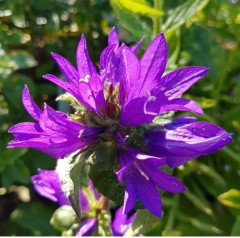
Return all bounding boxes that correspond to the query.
[119,45,140,104]
[131,36,144,54]
[138,33,168,97]
[51,52,79,85]
[108,27,119,46]
[159,98,204,115]
[76,35,97,79]
[131,167,162,217]
[22,85,42,121]
[99,44,118,85]
[139,161,186,193]
[160,66,209,100]
[146,122,232,168]
[31,169,69,206]
[112,207,128,236]
[76,218,97,236]
[122,173,137,214]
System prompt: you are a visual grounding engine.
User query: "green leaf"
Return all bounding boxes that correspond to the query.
[9,202,57,236]
[162,0,209,33]
[87,142,117,171]
[166,30,181,69]
[195,162,227,196]
[177,212,222,235]
[56,150,89,221]
[231,216,240,236]
[184,190,213,215]
[218,189,240,210]
[89,167,124,205]
[0,148,27,173]
[3,74,35,110]
[9,51,37,70]
[117,0,163,17]
[110,0,151,48]
[125,209,159,236]
[184,94,216,109]
[1,160,30,188]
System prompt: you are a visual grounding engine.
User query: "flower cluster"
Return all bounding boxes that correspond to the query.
[8,27,232,218]
[32,169,136,236]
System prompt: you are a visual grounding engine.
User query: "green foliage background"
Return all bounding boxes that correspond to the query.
[0,0,240,236]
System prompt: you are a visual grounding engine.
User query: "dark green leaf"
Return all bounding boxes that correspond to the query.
[125,209,159,236]
[89,167,124,205]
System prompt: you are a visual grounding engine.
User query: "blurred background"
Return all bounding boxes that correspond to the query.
[0,0,240,236]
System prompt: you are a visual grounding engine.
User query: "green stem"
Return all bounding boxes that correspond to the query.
[153,0,163,36]
[163,194,179,234]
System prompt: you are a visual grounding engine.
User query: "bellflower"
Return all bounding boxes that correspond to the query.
[32,169,135,236]
[8,28,232,218]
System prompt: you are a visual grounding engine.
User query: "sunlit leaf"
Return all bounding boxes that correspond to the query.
[218,189,240,210]
[162,0,209,33]
[117,0,163,17]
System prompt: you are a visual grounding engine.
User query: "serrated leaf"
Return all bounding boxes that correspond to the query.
[117,0,163,17]
[125,209,159,236]
[218,189,240,210]
[56,150,89,221]
[89,168,124,205]
[162,0,209,33]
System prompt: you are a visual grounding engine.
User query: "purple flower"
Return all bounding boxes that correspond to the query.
[7,86,100,159]
[8,28,232,218]
[31,169,135,236]
[112,207,137,236]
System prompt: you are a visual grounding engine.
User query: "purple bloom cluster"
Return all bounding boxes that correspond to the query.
[8,28,232,217]
[32,169,136,236]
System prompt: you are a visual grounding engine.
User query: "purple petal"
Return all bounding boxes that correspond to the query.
[119,97,152,126]
[112,207,128,236]
[131,36,144,54]
[138,33,168,97]
[146,122,232,168]
[122,173,137,214]
[51,52,79,85]
[31,169,69,206]
[108,27,119,46]
[76,218,97,236]
[131,166,162,218]
[164,116,197,129]
[39,104,84,134]
[99,44,117,83]
[139,161,186,193]
[119,45,140,104]
[159,98,204,115]
[76,35,97,79]
[22,85,42,121]
[160,66,209,100]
